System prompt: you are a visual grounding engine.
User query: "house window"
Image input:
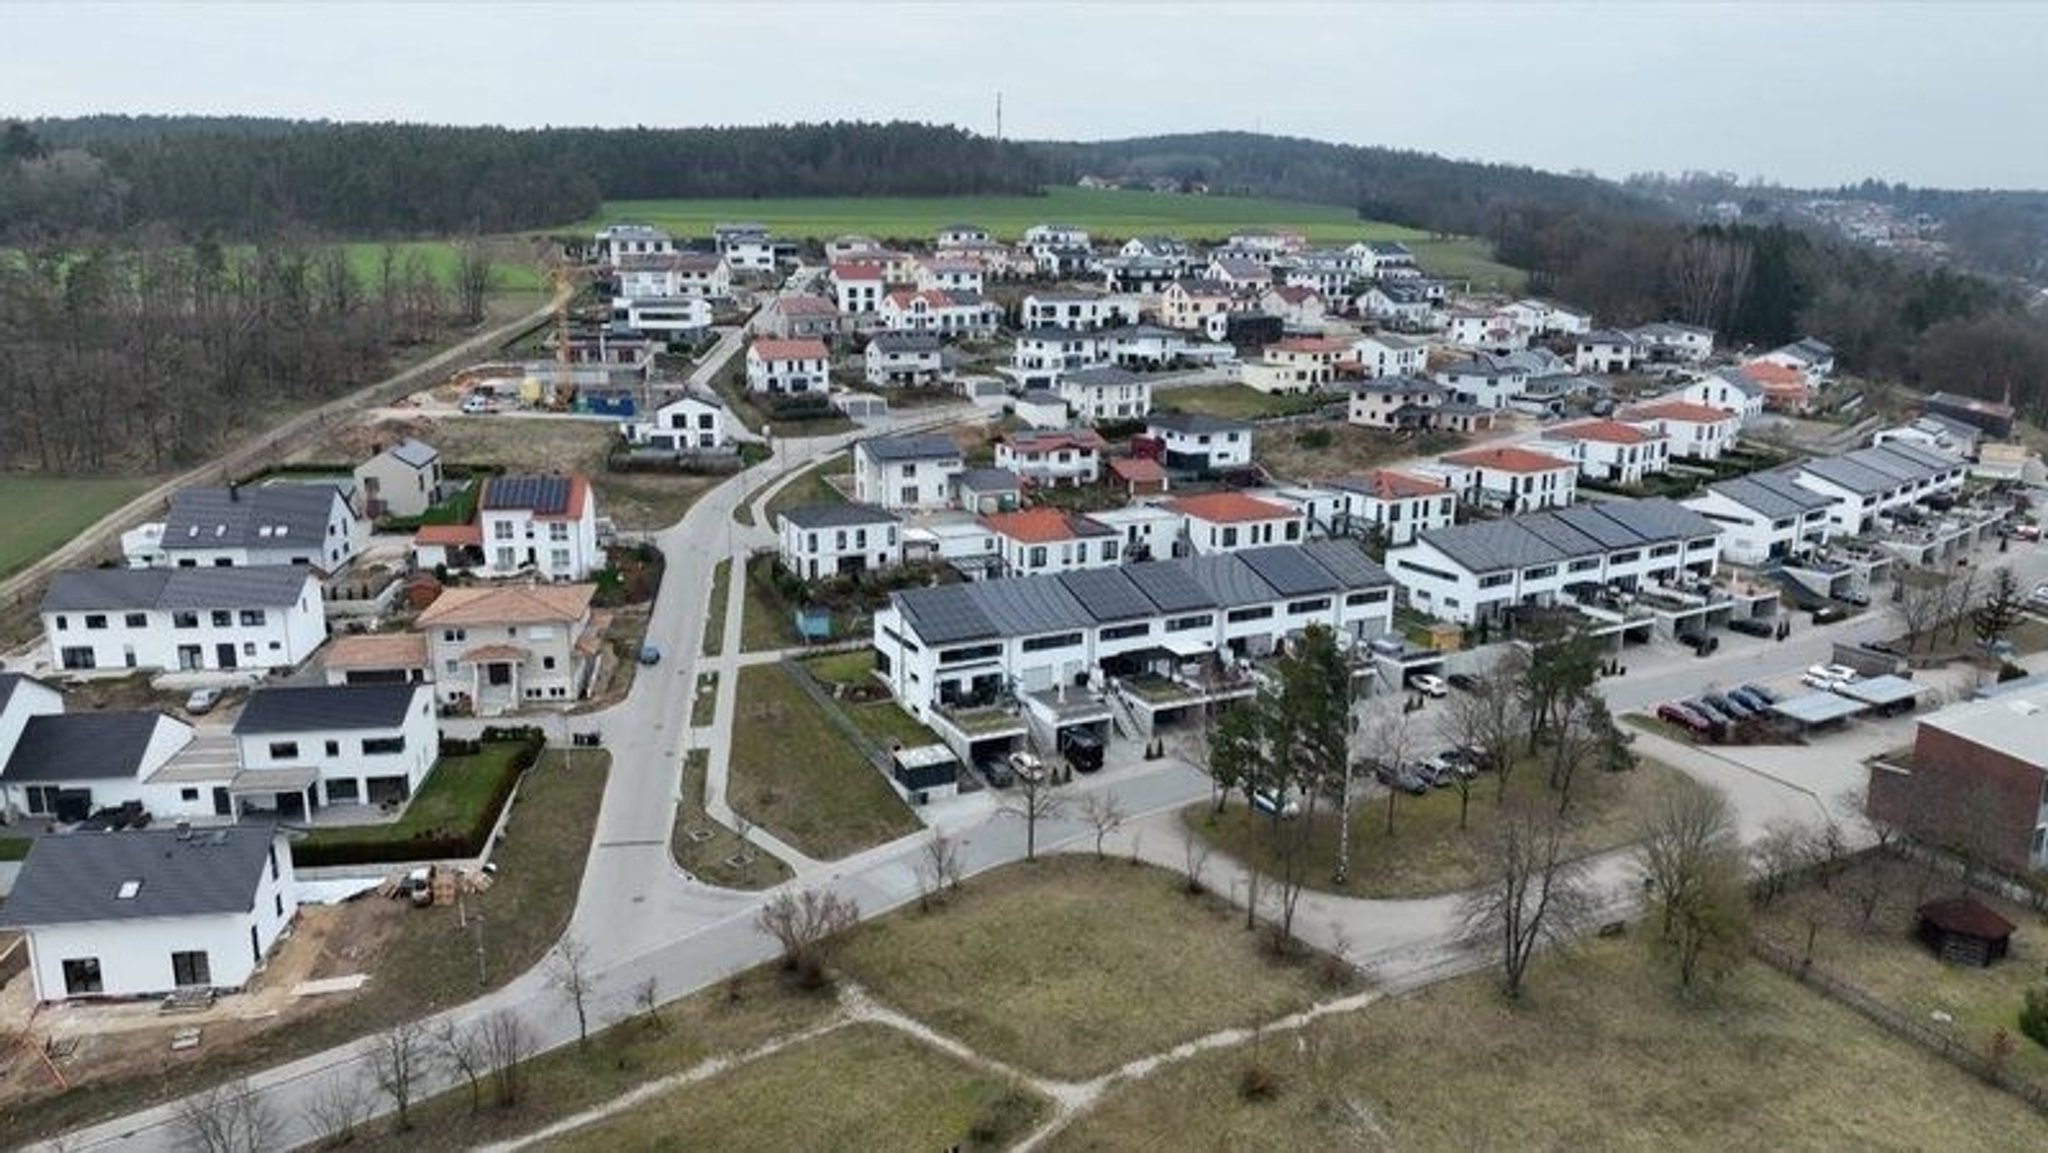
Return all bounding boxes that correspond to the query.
[325,740,340,756]
[171,950,211,988]
[84,614,107,630]
[173,611,199,629]
[362,737,406,756]
[327,779,360,804]
[62,958,104,996]
[211,610,232,627]
[543,656,557,670]
[181,787,199,801]
[443,629,466,642]
[124,612,147,627]
[53,614,67,630]
[551,549,571,571]
[242,642,256,657]
[239,610,265,626]
[899,486,917,504]
[494,521,514,541]
[59,647,96,671]
[269,741,300,760]
[549,523,569,542]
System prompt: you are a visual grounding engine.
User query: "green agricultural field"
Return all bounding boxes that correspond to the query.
[0,475,156,580]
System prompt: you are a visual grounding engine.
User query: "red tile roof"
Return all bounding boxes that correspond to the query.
[1109,457,1168,484]
[1004,429,1106,454]
[1442,446,1574,474]
[829,262,885,280]
[1740,359,1806,386]
[751,338,829,362]
[1271,337,1350,355]
[1623,401,1739,425]
[1546,419,1660,446]
[1349,469,1449,500]
[414,523,482,546]
[774,294,840,317]
[979,508,1106,544]
[1166,491,1296,524]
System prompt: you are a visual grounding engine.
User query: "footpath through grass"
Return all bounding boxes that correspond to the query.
[839,856,1329,1079]
[671,750,791,890]
[1048,935,2048,1151]
[0,475,155,580]
[1189,757,1702,898]
[727,663,919,859]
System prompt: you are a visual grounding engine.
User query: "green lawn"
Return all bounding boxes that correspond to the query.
[294,740,529,856]
[540,1024,1047,1153]
[701,558,732,657]
[763,453,854,526]
[672,749,792,891]
[336,240,545,292]
[844,700,941,752]
[803,649,876,687]
[741,556,802,652]
[0,836,32,862]
[728,664,920,859]
[839,857,1328,1079]
[690,671,719,727]
[0,475,156,580]
[1153,384,1333,422]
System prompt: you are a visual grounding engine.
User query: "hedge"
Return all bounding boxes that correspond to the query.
[292,732,543,868]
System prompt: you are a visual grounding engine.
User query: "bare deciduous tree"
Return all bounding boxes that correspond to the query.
[305,1070,368,1148]
[1444,656,1526,807]
[1462,796,1592,999]
[755,888,860,986]
[635,975,665,1032]
[1750,817,1815,906]
[1182,834,1214,895]
[549,936,597,1049]
[479,1009,535,1108]
[1639,787,1750,991]
[368,1018,428,1132]
[1371,706,1417,836]
[174,1077,279,1153]
[1081,790,1127,859]
[431,1017,487,1113]
[1002,772,1066,863]
[917,832,965,909]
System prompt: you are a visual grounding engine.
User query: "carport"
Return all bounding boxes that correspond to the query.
[1764,691,1866,736]
[1834,675,1925,718]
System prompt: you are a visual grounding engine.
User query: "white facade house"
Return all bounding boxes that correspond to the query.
[1241,337,1350,395]
[1574,329,1639,374]
[1791,443,1969,536]
[1159,280,1239,332]
[1439,446,1579,513]
[1506,299,1591,337]
[777,504,902,582]
[1757,337,1836,384]
[1349,333,1428,379]
[1008,327,1108,386]
[1020,291,1140,332]
[1022,224,1091,251]
[615,252,731,300]
[230,683,437,814]
[1434,355,1529,410]
[980,509,1123,578]
[353,439,444,521]
[593,224,674,267]
[1261,285,1328,327]
[1674,370,1767,424]
[830,263,887,316]
[1682,473,1837,566]
[613,295,714,342]
[1539,420,1672,486]
[477,474,602,582]
[1087,505,1185,563]
[42,566,325,675]
[417,584,603,713]
[916,256,985,295]
[745,338,831,395]
[1167,492,1307,554]
[872,540,1397,727]
[1386,499,1723,626]
[853,434,966,511]
[1328,470,1457,546]
[1629,321,1716,364]
[126,484,363,574]
[0,706,201,822]
[1145,413,1254,472]
[994,429,1106,487]
[878,289,1002,337]
[714,223,776,273]
[1,826,296,1001]
[624,390,730,452]
[1058,366,1154,423]
[937,223,991,248]
[864,332,944,388]
[1355,282,1436,329]
[1621,400,1741,462]
[1445,309,1529,352]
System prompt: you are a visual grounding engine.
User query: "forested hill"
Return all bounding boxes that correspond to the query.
[1,118,1051,239]
[1033,131,1661,238]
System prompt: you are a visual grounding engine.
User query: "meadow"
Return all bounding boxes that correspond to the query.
[0,475,156,580]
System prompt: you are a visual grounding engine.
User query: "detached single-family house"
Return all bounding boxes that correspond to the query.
[1507,299,1592,337]
[477,474,601,582]
[1675,369,1767,424]
[937,223,990,248]
[126,484,363,574]
[594,224,674,267]
[1159,279,1239,331]
[230,683,436,816]
[0,825,297,1002]
[624,389,730,452]
[353,439,445,521]
[1434,354,1528,410]
[1574,329,1638,375]
[1355,282,1435,329]
[777,504,902,582]
[1540,420,1672,487]
[612,295,713,343]
[853,434,965,511]
[1621,400,1741,462]
[1259,285,1327,328]
[1020,291,1139,332]
[1349,333,1428,380]
[1206,257,1271,293]
[1241,337,1349,395]
[714,223,776,273]
[995,429,1106,488]
[878,289,1001,337]
[1145,413,1253,473]
[1629,321,1716,364]
[42,566,326,675]
[1328,470,1456,546]
[1445,309,1529,352]
[1348,376,1449,431]
[1739,359,1813,413]
[1758,336,1836,384]
[754,293,845,341]
[745,338,831,395]
[916,256,985,295]
[417,583,604,712]
[1168,492,1306,554]
[864,332,944,388]
[830,262,887,316]
[980,508,1123,578]
[1057,366,1154,423]
[1,707,195,822]
[1440,446,1578,513]
[616,252,731,300]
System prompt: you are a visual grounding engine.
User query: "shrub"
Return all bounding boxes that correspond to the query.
[1237,1063,1278,1102]
[966,1084,1040,1148]
[2020,987,2048,1049]
[1295,427,1333,450]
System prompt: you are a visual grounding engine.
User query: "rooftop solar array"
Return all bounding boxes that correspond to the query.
[483,475,572,515]
[1408,498,1719,575]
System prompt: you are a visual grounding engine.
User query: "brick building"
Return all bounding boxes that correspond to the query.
[1867,688,2048,874]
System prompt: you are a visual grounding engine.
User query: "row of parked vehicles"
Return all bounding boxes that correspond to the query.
[1372,745,1500,796]
[1655,682,1784,738]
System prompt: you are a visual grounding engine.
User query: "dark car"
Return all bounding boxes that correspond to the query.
[1373,760,1429,796]
[1703,692,1752,721]
[1740,682,1781,705]
[1059,728,1105,774]
[1727,617,1774,638]
[1687,697,1733,726]
[1447,672,1485,693]
[1836,588,1871,607]
[1726,686,1771,712]
[1811,605,1850,624]
[1656,703,1710,734]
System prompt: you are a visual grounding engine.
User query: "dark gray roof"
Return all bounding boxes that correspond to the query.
[1236,547,1339,597]
[1704,472,1836,519]
[891,584,997,645]
[384,438,439,469]
[1060,367,1142,388]
[1409,498,1715,574]
[868,332,942,354]
[1016,390,1065,406]
[0,712,169,784]
[1178,554,1276,605]
[1017,326,1099,343]
[161,485,344,552]
[1028,290,1106,304]
[955,468,1022,492]
[483,475,573,515]
[43,566,313,614]
[0,826,279,928]
[779,502,899,530]
[966,575,1094,638]
[1297,539,1394,589]
[1798,444,1959,496]
[232,684,423,735]
[1356,376,1445,396]
[858,434,960,463]
[1580,329,1636,346]
[1711,367,1766,398]
[1122,562,1218,614]
[1147,412,1251,435]
[1055,569,1157,622]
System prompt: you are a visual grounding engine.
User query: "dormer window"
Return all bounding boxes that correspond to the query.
[116,880,142,900]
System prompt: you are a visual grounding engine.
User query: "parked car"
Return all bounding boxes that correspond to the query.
[1726,686,1771,712]
[1373,760,1429,796]
[1811,605,1850,624]
[1444,745,1497,774]
[1059,728,1105,774]
[459,392,495,414]
[979,756,1013,787]
[184,687,223,715]
[1409,673,1448,698]
[1656,703,1710,734]
[1447,672,1484,693]
[1740,682,1781,704]
[1252,788,1302,819]
[402,867,435,908]
[1678,631,1720,655]
[1801,670,1847,691]
[1687,697,1733,726]
[1727,617,1774,638]
[1836,588,1871,607]
[1006,751,1046,784]
[1430,750,1480,780]
[1703,692,1752,721]
[638,643,663,665]
[1808,664,1860,683]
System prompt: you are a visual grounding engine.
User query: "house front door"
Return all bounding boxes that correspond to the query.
[215,643,237,670]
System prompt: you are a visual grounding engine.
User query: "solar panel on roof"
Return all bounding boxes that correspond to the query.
[1236,547,1339,597]
[485,476,571,515]
[1055,569,1153,622]
[1122,562,1217,613]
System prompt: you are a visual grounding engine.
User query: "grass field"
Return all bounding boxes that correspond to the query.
[1255,424,1470,483]
[294,740,529,855]
[838,856,1328,1079]
[763,452,853,524]
[1048,936,2048,1152]
[0,475,156,580]
[1152,384,1336,422]
[1189,758,1702,898]
[672,749,792,891]
[701,559,732,657]
[541,1023,1047,1153]
[727,663,920,859]
[741,556,802,652]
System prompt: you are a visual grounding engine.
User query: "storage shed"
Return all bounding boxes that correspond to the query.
[1916,895,2015,968]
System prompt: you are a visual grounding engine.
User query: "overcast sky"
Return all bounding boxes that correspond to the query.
[4,1,2041,190]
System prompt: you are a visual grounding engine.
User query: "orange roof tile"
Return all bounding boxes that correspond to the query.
[829,261,885,280]
[1348,469,1450,500]
[1004,429,1106,454]
[1546,419,1660,446]
[417,583,596,627]
[458,643,530,663]
[1109,457,1168,483]
[1740,359,1806,385]
[1166,491,1296,524]
[751,338,829,361]
[1622,401,1739,425]
[324,632,429,669]
[1271,337,1350,355]
[1442,446,1575,474]
[978,508,1110,544]
[415,523,482,546]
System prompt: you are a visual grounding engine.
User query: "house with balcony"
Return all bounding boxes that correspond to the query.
[1681,472,1836,566]
[1159,279,1239,331]
[476,474,601,581]
[1434,353,1529,410]
[864,332,944,388]
[853,434,965,511]
[1328,470,1457,546]
[1629,321,1716,364]
[1144,413,1253,472]
[777,504,902,581]
[616,252,731,300]
[1540,420,1672,486]
[981,508,1123,577]
[745,338,831,395]
[417,583,603,713]
[41,566,325,676]
[1439,446,1578,513]
[994,429,1106,487]
[1620,400,1740,462]
[229,683,436,817]
[1166,492,1306,554]
[1791,443,1969,536]
[594,224,674,267]
[1241,336,1349,395]
[877,289,1001,338]
[1349,333,1428,380]
[1573,329,1638,374]
[1058,366,1154,423]
[1020,290,1139,332]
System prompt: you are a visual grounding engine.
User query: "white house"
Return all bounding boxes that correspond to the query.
[1506,299,1592,337]
[42,566,325,675]
[1327,470,1456,546]
[1791,442,1969,536]
[865,332,945,388]
[417,583,603,713]
[1057,366,1153,423]
[1159,279,1239,331]
[1620,400,1741,462]
[980,508,1123,578]
[746,338,831,395]
[916,256,985,295]
[1347,376,1449,431]
[1260,285,1327,328]
[1434,355,1529,410]
[1087,504,1184,562]
[1022,223,1091,251]
[1241,337,1349,395]
[611,295,714,342]
[1009,327,1108,386]
[1166,492,1307,554]
[624,390,730,452]
[1573,329,1638,374]
[477,474,601,582]
[594,224,673,268]
[1758,336,1836,384]
[1539,419,1672,486]
[777,504,902,582]
[1145,413,1253,472]
[1020,291,1139,332]
[352,439,444,522]
[754,294,844,341]
[1349,333,1427,380]
[714,223,776,273]
[0,826,296,1001]
[1386,499,1723,626]
[1674,369,1767,424]
[616,252,731,300]
[1355,282,1435,329]
[1445,309,1529,352]
[127,484,363,574]
[1205,257,1272,293]
[1873,415,1983,461]
[830,263,887,316]
[1439,446,1578,513]
[994,429,1106,487]
[937,223,990,248]
[0,707,198,822]
[1682,473,1836,566]
[230,683,436,816]
[853,434,965,511]
[878,289,1002,338]
[1629,321,1716,364]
